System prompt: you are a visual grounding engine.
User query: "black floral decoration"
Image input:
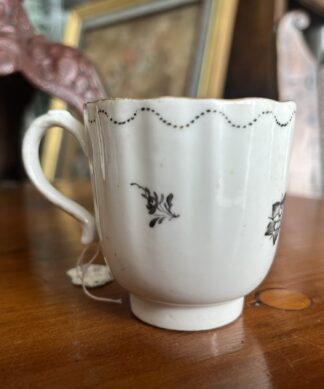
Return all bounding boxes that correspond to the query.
[265,195,286,245]
[131,183,180,227]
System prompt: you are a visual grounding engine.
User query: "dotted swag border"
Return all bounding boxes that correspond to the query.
[88,106,296,129]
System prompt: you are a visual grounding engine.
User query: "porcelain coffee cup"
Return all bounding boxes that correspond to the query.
[22,97,296,331]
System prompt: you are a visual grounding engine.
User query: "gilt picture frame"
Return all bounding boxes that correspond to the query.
[42,0,238,180]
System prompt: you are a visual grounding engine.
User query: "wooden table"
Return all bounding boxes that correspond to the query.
[1,182,324,388]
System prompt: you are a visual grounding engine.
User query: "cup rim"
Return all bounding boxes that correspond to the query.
[84,96,296,108]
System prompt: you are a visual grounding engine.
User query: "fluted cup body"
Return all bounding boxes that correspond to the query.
[83,97,295,330]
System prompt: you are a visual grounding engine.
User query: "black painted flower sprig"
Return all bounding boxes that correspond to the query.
[131,183,180,227]
[265,194,286,245]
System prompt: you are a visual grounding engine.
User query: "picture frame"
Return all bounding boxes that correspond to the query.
[42,0,238,180]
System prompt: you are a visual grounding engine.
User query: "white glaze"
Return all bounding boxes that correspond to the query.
[23,97,296,331]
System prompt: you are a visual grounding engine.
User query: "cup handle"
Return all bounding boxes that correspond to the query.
[22,110,96,245]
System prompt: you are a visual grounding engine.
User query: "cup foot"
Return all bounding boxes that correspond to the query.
[130,295,244,331]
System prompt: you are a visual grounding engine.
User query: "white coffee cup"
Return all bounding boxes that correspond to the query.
[22,97,296,331]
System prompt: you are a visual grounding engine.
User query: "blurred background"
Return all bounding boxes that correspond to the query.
[0,0,323,198]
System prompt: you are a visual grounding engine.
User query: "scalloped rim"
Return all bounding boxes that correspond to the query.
[84,96,296,108]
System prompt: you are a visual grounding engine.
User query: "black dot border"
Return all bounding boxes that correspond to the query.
[88,107,296,128]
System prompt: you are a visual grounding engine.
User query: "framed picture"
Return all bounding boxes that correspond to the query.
[42,0,238,180]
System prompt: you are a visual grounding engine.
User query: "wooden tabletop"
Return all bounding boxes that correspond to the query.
[1,182,324,388]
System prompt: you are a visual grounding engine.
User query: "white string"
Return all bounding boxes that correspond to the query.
[76,243,122,304]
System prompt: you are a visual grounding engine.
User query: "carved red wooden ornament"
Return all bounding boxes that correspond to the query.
[0,0,106,115]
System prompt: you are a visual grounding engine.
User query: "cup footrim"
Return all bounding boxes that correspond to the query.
[130,295,244,331]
